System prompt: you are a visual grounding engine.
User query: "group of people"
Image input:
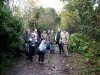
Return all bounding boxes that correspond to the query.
[24,28,38,62]
[23,28,69,64]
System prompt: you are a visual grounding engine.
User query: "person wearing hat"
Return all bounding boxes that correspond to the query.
[62,29,69,56]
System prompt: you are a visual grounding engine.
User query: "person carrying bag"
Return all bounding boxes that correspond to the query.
[38,39,47,64]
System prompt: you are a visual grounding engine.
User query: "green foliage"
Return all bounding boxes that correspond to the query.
[28,7,61,33]
[68,33,100,74]
[68,33,89,54]
[0,0,6,4]
[0,2,24,75]
[84,67,100,75]
[61,0,100,73]
[61,0,100,40]
[60,0,100,74]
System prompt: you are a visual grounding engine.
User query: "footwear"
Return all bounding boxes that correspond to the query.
[30,59,33,61]
[66,55,70,57]
[27,60,29,62]
[50,51,52,53]
[26,56,28,59]
[41,62,44,64]
[53,51,55,54]
[38,61,40,64]
[58,52,61,54]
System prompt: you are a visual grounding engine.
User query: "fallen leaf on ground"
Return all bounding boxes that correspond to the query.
[30,67,33,69]
[62,61,64,63]
[66,64,69,67]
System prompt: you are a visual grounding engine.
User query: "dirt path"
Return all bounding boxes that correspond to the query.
[7,46,76,75]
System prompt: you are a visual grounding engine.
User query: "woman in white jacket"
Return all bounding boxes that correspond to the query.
[28,34,35,62]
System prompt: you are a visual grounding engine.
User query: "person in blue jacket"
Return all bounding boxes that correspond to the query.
[23,28,31,57]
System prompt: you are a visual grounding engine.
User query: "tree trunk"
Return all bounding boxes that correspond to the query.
[7,0,9,5]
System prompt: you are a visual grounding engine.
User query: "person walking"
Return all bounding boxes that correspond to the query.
[55,28,63,54]
[62,29,69,57]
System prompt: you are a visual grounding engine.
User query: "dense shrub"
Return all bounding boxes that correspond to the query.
[0,3,24,75]
[68,33,90,54]
[68,33,100,74]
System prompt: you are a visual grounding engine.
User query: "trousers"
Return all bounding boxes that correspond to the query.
[63,45,68,56]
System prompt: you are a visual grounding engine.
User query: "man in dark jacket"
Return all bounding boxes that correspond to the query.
[55,28,63,54]
[24,28,31,57]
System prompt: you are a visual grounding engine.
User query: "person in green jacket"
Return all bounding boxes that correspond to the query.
[48,30,55,53]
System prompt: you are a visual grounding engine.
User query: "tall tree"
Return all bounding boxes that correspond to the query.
[60,0,100,40]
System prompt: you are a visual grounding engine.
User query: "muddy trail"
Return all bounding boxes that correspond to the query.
[7,46,85,75]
